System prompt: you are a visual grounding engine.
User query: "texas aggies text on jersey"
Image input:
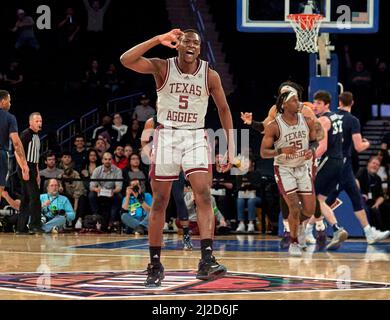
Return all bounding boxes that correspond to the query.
[156,57,210,129]
[274,113,309,167]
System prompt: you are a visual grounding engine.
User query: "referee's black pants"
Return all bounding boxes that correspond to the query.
[17,163,42,232]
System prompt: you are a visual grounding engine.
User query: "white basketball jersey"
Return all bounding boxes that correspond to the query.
[156,57,210,129]
[274,113,309,167]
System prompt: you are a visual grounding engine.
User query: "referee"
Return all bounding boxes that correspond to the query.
[16,112,43,234]
[0,90,29,202]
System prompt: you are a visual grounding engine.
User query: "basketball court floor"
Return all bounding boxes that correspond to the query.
[0,233,389,300]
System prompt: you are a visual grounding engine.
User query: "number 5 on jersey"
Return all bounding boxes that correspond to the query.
[179,95,189,109]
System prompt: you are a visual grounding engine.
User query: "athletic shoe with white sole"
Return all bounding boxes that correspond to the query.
[366,227,390,245]
[289,243,302,257]
[326,228,348,250]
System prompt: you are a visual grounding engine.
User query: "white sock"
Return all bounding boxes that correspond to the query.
[363,225,371,233]
[315,220,326,231]
[283,220,290,232]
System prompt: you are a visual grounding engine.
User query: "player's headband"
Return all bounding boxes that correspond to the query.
[285,91,298,102]
[280,85,298,95]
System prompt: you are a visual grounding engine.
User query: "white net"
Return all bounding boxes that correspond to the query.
[287,14,323,53]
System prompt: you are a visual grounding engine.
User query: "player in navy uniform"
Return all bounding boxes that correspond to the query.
[325,92,390,244]
[312,90,349,249]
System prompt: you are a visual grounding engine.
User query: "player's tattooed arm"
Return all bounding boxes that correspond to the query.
[314,121,325,141]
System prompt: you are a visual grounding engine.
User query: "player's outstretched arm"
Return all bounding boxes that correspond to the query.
[209,69,235,170]
[120,29,183,74]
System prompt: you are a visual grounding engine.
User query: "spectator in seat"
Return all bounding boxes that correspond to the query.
[112,145,128,169]
[89,152,123,230]
[59,151,74,171]
[112,113,128,139]
[124,144,133,161]
[81,148,101,190]
[121,119,141,151]
[92,115,120,146]
[40,179,75,233]
[3,61,24,95]
[10,9,39,50]
[94,137,109,159]
[235,158,262,233]
[121,179,152,235]
[356,156,390,231]
[71,135,87,172]
[104,64,123,97]
[58,167,88,227]
[39,152,64,190]
[132,94,156,127]
[122,153,147,193]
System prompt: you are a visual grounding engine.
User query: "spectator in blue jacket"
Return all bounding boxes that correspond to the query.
[121,179,152,235]
[40,179,75,233]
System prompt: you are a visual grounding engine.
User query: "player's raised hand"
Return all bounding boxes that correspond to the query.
[240,112,253,125]
[158,29,184,49]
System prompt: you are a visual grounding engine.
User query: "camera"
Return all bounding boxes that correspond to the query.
[51,208,66,216]
[132,185,139,193]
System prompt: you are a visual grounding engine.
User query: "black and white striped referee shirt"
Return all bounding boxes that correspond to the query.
[20,128,40,164]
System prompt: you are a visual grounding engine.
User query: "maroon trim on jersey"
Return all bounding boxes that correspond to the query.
[298,191,314,195]
[280,114,299,128]
[185,168,209,178]
[174,57,202,76]
[286,188,298,195]
[205,62,210,96]
[156,59,170,92]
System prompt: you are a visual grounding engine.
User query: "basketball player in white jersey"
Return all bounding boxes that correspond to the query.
[261,90,317,256]
[120,29,235,287]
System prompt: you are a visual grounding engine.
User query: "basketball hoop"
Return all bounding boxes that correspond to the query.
[287,14,323,53]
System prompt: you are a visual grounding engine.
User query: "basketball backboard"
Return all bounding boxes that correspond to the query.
[237,0,379,33]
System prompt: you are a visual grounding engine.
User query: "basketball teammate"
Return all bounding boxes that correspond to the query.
[0,90,29,202]
[121,29,235,286]
[241,81,325,248]
[322,92,390,245]
[261,90,317,256]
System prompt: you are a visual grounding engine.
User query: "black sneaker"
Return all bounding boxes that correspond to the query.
[183,234,193,250]
[196,256,227,281]
[144,263,165,287]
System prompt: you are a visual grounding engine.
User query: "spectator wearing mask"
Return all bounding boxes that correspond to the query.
[356,156,390,232]
[112,145,128,169]
[71,135,87,172]
[121,179,152,235]
[89,152,123,229]
[40,179,75,233]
